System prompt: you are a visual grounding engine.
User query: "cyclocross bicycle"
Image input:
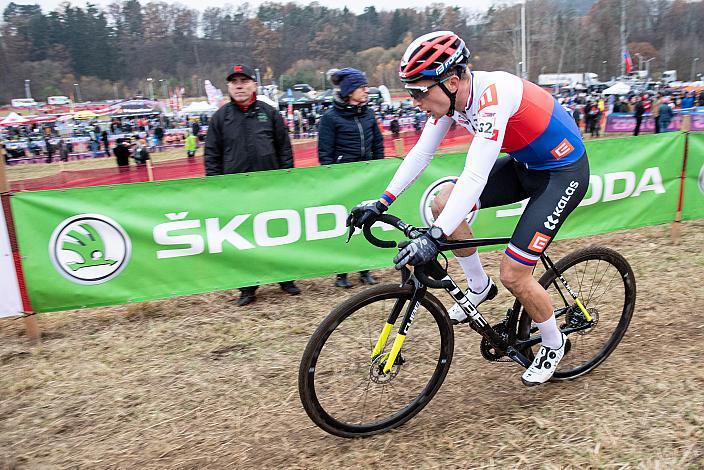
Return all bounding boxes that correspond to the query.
[298,214,636,438]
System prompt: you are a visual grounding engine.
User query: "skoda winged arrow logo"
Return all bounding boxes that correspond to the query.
[49,214,131,285]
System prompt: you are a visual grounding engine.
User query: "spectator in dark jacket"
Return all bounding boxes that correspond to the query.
[571,106,581,132]
[58,139,69,162]
[113,139,131,169]
[205,63,299,306]
[390,116,401,138]
[633,96,646,136]
[658,97,674,133]
[317,69,384,166]
[44,138,54,163]
[317,67,384,288]
[191,121,201,142]
[154,125,165,150]
[101,130,110,156]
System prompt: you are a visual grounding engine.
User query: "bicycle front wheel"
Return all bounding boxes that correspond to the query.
[298,283,453,438]
[517,246,636,380]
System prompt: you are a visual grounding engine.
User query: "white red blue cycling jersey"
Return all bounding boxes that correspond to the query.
[381,70,585,236]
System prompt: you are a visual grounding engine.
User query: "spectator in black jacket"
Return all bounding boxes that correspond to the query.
[633,95,646,136]
[113,139,131,169]
[154,125,165,150]
[101,130,110,156]
[317,67,384,288]
[205,63,299,306]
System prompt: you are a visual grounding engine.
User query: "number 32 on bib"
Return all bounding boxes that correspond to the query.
[477,112,499,141]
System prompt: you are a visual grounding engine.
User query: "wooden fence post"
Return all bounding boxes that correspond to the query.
[0,160,40,342]
[671,130,690,245]
[393,138,405,157]
[146,159,155,182]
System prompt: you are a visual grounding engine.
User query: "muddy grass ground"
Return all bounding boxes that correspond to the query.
[1,221,703,469]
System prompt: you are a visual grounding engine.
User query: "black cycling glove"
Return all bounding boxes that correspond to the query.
[393,226,443,269]
[347,200,388,229]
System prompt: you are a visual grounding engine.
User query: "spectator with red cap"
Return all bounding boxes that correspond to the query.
[205,64,300,306]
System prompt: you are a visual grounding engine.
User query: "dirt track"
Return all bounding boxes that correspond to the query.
[1,220,703,469]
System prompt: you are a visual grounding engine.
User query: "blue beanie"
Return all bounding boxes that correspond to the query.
[331,68,368,98]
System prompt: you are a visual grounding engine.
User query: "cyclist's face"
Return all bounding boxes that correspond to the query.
[410,76,459,119]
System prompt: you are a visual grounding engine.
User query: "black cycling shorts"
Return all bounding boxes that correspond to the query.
[477,153,590,266]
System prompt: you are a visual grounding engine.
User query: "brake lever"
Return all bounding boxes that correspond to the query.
[345,223,355,243]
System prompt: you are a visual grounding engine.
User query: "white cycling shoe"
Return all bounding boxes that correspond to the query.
[521,333,567,386]
[448,278,498,324]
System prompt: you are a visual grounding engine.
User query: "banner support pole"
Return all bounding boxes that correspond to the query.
[671,131,689,245]
[0,153,8,194]
[146,159,154,182]
[0,160,40,342]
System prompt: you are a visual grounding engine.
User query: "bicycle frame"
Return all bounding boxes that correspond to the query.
[370,234,596,373]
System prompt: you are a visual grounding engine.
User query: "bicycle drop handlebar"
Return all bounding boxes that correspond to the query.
[360,214,452,289]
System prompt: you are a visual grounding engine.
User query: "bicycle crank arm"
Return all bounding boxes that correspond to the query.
[506,347,532,369]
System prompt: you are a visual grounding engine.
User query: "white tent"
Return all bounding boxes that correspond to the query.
[179,101,218,116]
[603,82,631,95]
[257,95,277,108]
[0,112,30,126]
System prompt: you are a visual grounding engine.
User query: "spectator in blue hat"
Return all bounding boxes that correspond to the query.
[317,67,385,288]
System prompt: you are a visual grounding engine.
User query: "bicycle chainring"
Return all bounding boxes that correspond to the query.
[480,322,511,362]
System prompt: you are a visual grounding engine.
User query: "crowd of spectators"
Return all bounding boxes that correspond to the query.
[557,88,704,137]
[2,81,703,167]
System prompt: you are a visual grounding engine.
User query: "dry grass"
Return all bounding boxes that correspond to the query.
[1,221,703,469]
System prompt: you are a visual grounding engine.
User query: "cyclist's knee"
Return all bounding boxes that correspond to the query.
[431,186,453,218]
[499,255,534,293]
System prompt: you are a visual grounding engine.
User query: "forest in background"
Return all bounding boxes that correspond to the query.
[0,0,702,102]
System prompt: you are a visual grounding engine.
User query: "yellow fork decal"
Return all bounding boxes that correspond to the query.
[383,333,406,374]
[574,298,593,322]
[371,323,394,359]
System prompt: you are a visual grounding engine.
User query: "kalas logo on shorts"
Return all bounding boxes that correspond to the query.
[49,214,131,285]
[420,177,478,227]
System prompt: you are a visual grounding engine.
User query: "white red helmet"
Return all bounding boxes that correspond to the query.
[399,31,470,83]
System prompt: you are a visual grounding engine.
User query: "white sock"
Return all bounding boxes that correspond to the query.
[456,252,489,293]
[536,315,563,349]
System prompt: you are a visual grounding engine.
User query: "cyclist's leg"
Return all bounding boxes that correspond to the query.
[500,155,589,349]
[431,156,529,257]
[433,157,529,311]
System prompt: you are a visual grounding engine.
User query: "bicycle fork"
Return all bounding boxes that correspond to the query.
[371,283,427,374]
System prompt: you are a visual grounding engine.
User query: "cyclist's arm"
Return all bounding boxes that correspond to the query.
[433,82,515,235]
[379,116,451,205]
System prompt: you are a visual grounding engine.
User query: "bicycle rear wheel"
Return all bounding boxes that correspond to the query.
[517,246,636,380]
[298,283,453,438]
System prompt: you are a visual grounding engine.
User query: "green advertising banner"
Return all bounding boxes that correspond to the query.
[467,132,685,240]
[11,132,684,313]
[681,132,704,221]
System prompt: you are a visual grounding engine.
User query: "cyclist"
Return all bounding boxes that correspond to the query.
[348,31,590,386]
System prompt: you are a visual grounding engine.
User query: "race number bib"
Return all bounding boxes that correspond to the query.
[476,112,498,141]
